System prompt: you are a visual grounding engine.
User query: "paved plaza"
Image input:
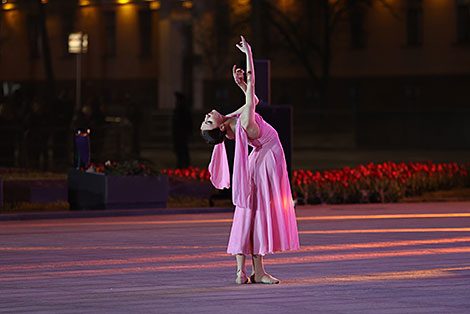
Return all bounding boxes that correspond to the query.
[1,202,470,314]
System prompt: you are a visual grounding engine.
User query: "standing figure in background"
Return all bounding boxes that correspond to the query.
[172,92,192,169]
[200,36,300,285]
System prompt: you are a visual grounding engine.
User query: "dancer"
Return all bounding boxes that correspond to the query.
[200,36,299,284]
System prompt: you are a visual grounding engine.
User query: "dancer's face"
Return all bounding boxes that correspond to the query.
[200,110,224,131]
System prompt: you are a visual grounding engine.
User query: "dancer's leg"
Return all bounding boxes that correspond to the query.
[251,255,280,284]
[235,254,250,284]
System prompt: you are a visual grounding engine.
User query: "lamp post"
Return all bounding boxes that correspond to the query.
[68,32,89,168]
[68,32,88,120]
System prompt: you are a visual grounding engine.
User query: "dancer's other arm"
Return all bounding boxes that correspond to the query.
[232,65,259,106]
[235,36,259,139]
[225,63,260,117]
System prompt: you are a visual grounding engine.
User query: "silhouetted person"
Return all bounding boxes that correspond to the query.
[172,92,192,169]
[76,96,106,162]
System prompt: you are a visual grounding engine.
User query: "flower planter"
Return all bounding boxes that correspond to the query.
[2,180,67,203]
[68,169,168,210]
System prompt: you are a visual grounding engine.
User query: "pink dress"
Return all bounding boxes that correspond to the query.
[209,113,300,256]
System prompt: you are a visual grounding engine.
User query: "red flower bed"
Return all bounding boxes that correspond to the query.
[293,162,470,204]
[82,160,160,176]
[163,162,469,204]
[162,166,210,184]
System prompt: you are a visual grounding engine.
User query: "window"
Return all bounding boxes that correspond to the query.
[457,0,470,43]
[406,0,423,46]
[138,9,152,57]
[103,10,116,57]
[350,8,366,49]
[27,14,41,58]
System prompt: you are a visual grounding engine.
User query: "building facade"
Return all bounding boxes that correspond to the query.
[1,0,469,150]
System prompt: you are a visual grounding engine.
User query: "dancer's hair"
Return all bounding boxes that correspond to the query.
[201,128,226,145]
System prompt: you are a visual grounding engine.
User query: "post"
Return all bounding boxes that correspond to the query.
[68,32,88,123]
[75,51,82,115]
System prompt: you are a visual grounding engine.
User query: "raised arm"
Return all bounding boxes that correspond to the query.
[235,36,259,140]
[232,65,259,106]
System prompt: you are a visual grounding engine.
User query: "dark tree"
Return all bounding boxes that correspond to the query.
[257,0,394,109]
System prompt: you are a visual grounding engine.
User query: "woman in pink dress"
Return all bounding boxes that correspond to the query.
[200,36,300,284]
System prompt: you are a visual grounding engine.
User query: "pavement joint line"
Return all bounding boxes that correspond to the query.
[2,212,470,227]
[1,237,469,253]
[1,247,470,278]
[1,253,469,283]
[297,213,470,220]
[299,228,470,234]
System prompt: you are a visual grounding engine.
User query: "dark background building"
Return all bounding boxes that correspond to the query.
[0,0,469,170]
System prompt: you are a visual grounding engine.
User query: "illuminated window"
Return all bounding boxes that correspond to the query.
[406,0,423,46]
[103,10,116,57]
[139,8,152,57]
[350,7,366,49]
[457,0,470,43]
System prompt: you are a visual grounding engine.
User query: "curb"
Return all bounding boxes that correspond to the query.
[0,207,235,221]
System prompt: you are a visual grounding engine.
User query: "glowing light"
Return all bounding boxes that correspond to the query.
[2,3,15,10]
[182,1,193,9]
[41,0,48,3]
[117,0,130,4]
[149,1,160,10]
[279,0,293,10]
[79,0,91,6]
[68,32,88,53]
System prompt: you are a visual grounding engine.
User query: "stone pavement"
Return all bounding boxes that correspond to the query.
[1,202,469,314]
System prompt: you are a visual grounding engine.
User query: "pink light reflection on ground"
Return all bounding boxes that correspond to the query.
[1,212,469,229]
[1,247,469,282]
[300,228,470,234]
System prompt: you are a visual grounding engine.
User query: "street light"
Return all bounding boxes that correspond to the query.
[68,32,88,119]
[68,32,89,168]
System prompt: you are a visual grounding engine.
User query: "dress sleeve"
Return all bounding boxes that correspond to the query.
[208,142,230,190]
[232,118,250,208]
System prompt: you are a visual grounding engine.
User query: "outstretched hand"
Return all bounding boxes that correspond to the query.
[235,35,251,55]
[232,65,246,89]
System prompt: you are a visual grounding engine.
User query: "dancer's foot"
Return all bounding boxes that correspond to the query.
[235,254,250,284]
[235,270,251,284]
[250,273,280,284]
